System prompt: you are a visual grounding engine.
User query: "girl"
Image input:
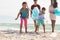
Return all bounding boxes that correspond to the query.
[15,2,29,33]
[49,0,57,32]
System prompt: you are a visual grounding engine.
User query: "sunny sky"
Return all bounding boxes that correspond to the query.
[0,0,60,24]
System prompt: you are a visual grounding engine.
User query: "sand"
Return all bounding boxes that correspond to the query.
[0,29,60,40]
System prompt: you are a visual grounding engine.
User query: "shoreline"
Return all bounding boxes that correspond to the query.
[0,26,60,32]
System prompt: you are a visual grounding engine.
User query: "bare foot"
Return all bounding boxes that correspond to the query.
[19,31,22,34]
[25,31,28,33]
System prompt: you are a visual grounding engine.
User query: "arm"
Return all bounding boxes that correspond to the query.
[30,9,32,17]
[39,5,41,10]
[27,9,29,18]
[38,4,41,14]
[49,6,51,13]
[30,5,33,17]
[15,10,21,20]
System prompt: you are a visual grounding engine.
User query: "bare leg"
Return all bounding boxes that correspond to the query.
[42,24,45,33]
[25,27,27,33]
[51,20,56,32]
[20,27,22,33]
[37,25,39,32]
[35,25,39,32]
[34,20,37,32]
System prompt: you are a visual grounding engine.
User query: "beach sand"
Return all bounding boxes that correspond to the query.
[0,29,60,40]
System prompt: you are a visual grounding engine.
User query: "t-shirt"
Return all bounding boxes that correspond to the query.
[32,7,40,17]
[20,8,28,18]
[38,12,44,20]
[31,4,41,20]
[32,7,40,20]
[31,4,40,10]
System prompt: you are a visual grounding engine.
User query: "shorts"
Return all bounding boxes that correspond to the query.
[37,20,44,26]
[50,13,56,20]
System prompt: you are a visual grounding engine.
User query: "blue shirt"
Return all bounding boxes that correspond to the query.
[20,8,28,18]
[38,12,44,20]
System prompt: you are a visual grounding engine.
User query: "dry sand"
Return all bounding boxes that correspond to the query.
[0,30,60,40]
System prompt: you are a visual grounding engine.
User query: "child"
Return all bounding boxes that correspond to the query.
[31,0,41,32]
[15,2,29,33]
[36,7,46,33]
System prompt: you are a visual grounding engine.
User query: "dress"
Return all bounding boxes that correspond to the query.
[49,5,56,20]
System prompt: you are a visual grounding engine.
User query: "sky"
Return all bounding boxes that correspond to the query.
[0,0,60,24]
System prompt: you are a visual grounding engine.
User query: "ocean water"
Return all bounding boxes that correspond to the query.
[0,23,60,32]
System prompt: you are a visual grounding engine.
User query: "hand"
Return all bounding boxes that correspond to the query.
[15,18,18,20]
[30,15,32,17]
[27,16,29,19]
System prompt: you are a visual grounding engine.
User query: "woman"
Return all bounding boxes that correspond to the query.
[31,0,41,32]
[49,0,57,32]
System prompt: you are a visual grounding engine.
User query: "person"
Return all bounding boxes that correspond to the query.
[15,2,29,33]
[49,0,57,32]
[31,0,41,32]
[36,7,46,33]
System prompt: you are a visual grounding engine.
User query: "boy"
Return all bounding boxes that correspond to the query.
[15,2,29,33]
[36,7,46,33]
[31,0,41,32]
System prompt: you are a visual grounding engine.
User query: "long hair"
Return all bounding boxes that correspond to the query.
[51,0,58,8]
[53,0,58,8]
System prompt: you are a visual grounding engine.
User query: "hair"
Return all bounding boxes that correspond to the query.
[42,7,46,10]
[22,2,27,5]
[51,0,58,8]
[54,0,58,8]
[34,0,37,1]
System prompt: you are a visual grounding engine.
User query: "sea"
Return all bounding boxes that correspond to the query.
[0,23,60,32]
